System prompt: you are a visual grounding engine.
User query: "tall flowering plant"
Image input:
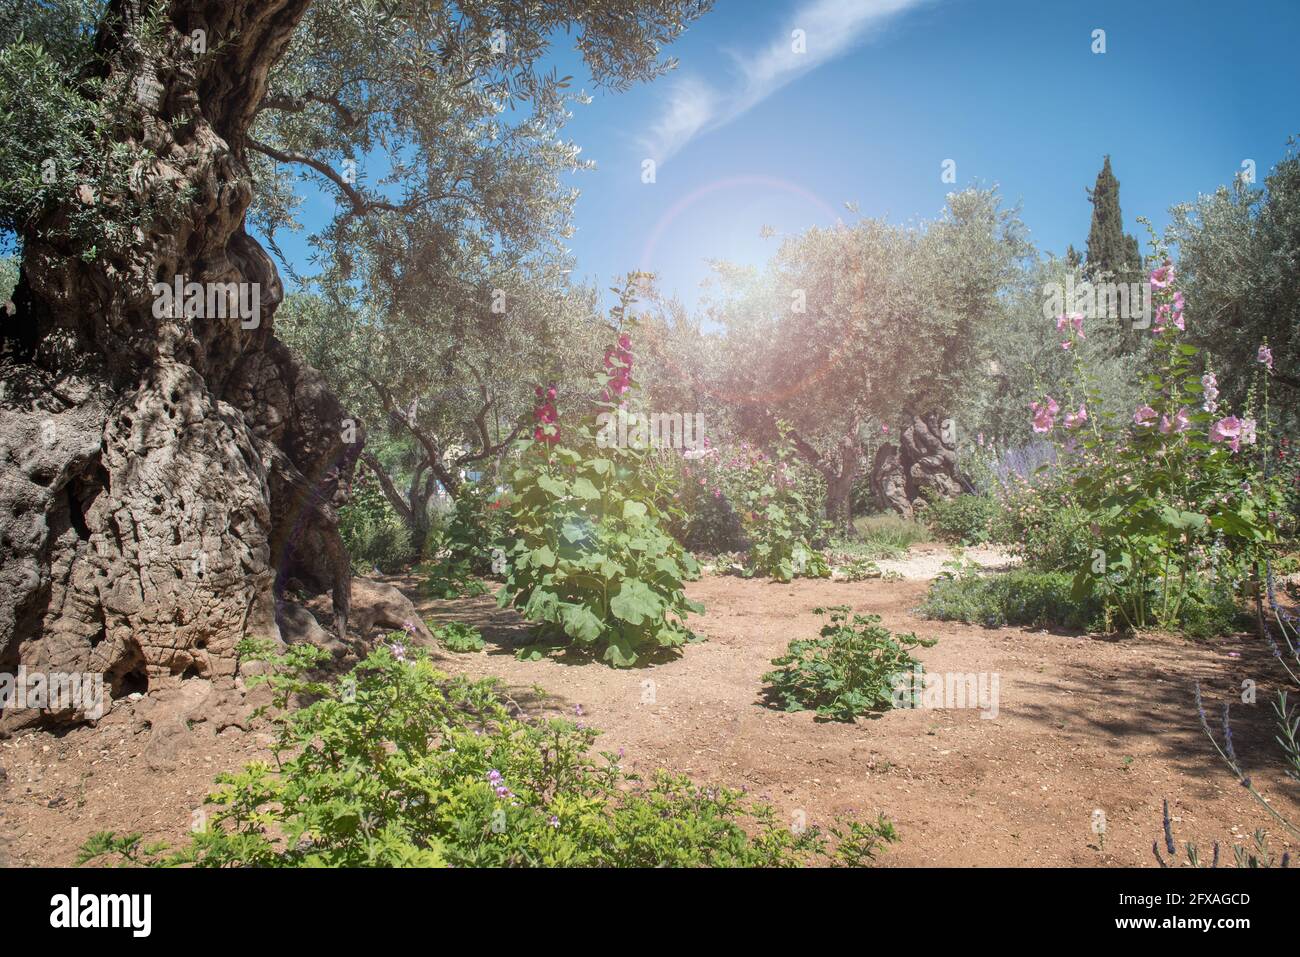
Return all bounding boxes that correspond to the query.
[497,294,703,666]
[1036,259,1284,631]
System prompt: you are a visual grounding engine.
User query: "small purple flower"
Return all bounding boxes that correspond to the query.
[487,769,502,784]
[549,815,560,828]
[574,704,584,717]
[391,642,407,662]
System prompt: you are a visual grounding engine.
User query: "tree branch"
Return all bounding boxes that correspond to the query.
[259,90,360,129]
[248,138,401,217]
[360,452,414,524]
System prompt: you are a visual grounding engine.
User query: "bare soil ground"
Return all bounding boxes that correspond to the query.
[3,546,1296,867]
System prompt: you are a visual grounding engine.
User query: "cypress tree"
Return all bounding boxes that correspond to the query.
[1084,156,1143,348]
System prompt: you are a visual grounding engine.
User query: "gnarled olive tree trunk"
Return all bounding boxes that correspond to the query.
[0,0,360,721]
[871,412,967,518]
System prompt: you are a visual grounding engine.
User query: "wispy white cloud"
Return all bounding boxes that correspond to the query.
[640,0,932,164]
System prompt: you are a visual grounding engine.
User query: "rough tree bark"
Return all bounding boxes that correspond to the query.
[0,0,361,723]
[870,412,966,517]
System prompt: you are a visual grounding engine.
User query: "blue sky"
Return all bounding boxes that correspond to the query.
[275,0,1300,311]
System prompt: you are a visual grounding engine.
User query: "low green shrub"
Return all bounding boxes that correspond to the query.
[990,482,1092,571]
[1151,573,1249,639]
[339,479,417,574]
[834,557,889,582]
[728,426,831,581]
[79,642,897,867]
[922,564,1248,637]
[418,484,511,599]
[763,606,937,722]
[924,494,997,545]
[919,567,1105,630]
[433,621,486,653]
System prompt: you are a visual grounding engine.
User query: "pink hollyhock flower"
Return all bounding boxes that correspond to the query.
[1055,313,1084,348]
[532,387,560,443]
[1210,415,1242,451]
[1153,302,1185,334]
[1055,312,1086,338]
[1240,418,1257,446]
[1149,262,1175,290]
[603,335,634,396]
[1031,396,1059,433]
[1061,340,1072,350]
[1064,404,1088,429]
[1133,405,1158,428]
[1258,344,1273,370]
[1153,304,1169,332]
[1201,373,1219,412]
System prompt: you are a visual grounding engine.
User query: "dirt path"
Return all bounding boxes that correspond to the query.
[2,566,1295,867]
[866,542,1017,580]
[411,573,1298,867]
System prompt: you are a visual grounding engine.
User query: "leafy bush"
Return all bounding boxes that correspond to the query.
[680,484,750,554]
[920,567,1105,630]
[498,337,703,666]
[674,426,829,580]
[728,426,830,581]
[418,484,512,598]
[763,606,936,722]
[925,494,997,544]
[990,478,1093,570]
[834,557,890,582]
[79,642,897,867]
[433,621,486,653]
[649,448,749,554]
[339,477,416,574]
[418,548,489,599]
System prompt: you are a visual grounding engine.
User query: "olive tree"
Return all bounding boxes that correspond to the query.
[0,0,709,711]
[706,189,1028,526]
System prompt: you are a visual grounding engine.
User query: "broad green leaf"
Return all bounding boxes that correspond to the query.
[571,477,601,500]
[609,578,662,625]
